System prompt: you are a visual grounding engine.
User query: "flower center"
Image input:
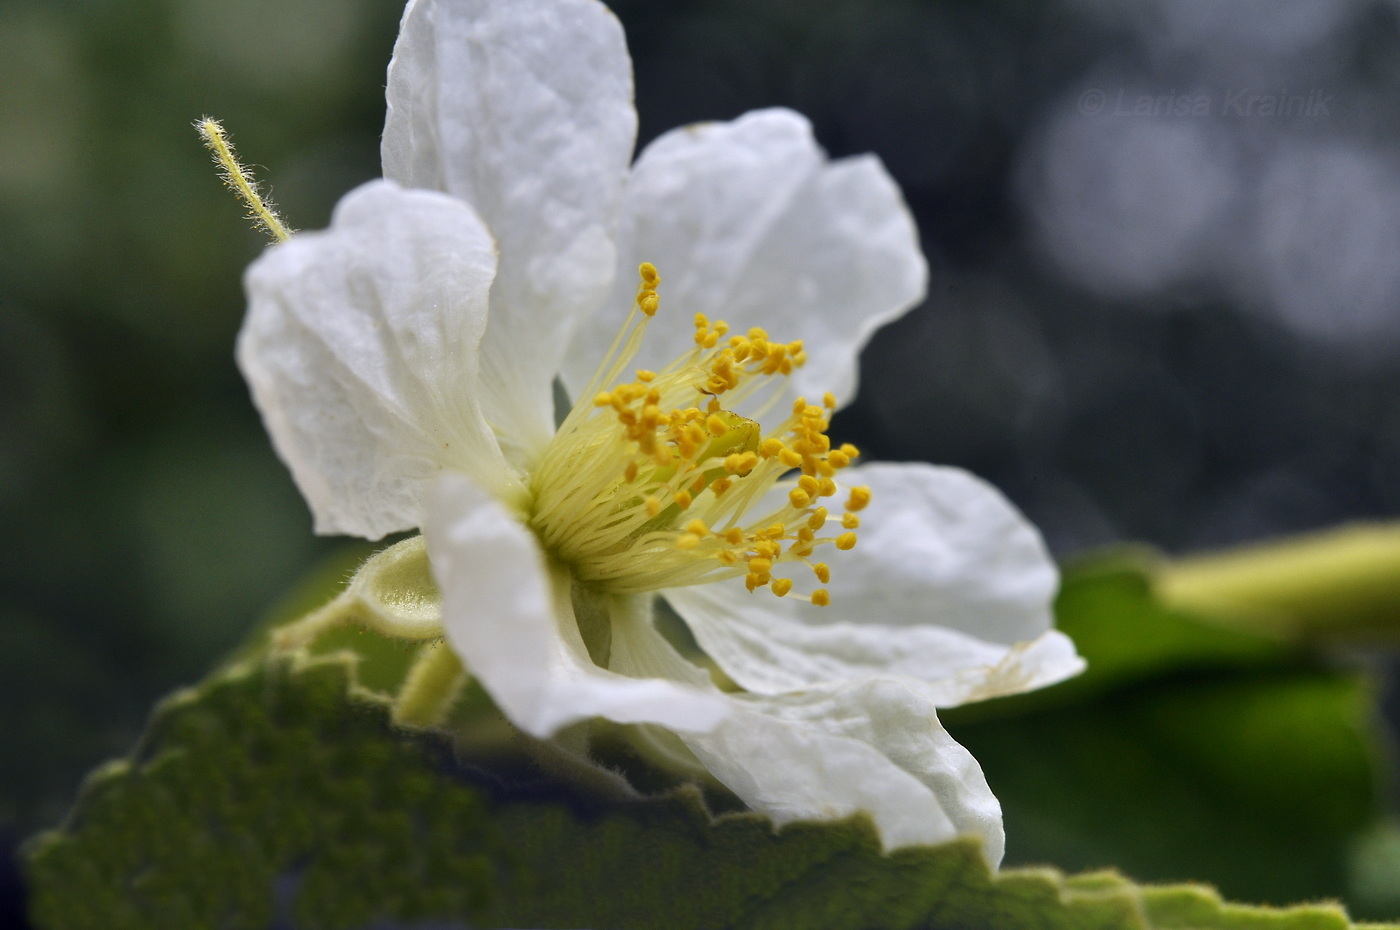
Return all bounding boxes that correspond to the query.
[528,264,870,605]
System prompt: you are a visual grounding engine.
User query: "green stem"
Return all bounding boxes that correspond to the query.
[1156,522,1400,641]
[393,643,466,727]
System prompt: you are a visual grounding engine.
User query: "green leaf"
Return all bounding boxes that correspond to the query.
[24,646,1393,930]
[944,557,1384,911]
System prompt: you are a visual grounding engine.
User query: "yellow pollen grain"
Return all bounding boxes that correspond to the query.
[836,532,857,551]
[841,512,860,529]
[846,486,872,512]
[772,578,793,597]
[811,589,831,607]
[813,563,831,583]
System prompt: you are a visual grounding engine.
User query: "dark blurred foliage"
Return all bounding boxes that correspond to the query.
[5,0,1400,920]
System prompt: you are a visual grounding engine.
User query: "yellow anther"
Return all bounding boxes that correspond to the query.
[765,523,786,538]
[637,369,656,382]
[793,396,808,415]
[639,261,660,286]
[723,527,745,545]
[841,512,860,529]
[803,405,824,419]
[677,533,701,550]
[772,578,793,597]
[624,461,639,483]
[745,573,768,591]
[718,550,740,565]
[818,477,837,498]
[813,563,831,583]
[749,327,769,341]
[594,392,614,407]
[675,489,693,510]
[694,312,709,328]
[706,414,729,436]
[754,541,781,560]
[797,475,820,496]
[737,452,759,473]
[846,486,872,512]
[761,438,785,458]
[748,557,773,574]
[789,488,811,508]
[836,532,857,551]
[796,527,816,543]
[816,460,836,478]
[778,448,803,468]
[823,392,838,409]
[685,519,709,536]
[639,293,659,316]
[811,589,831,607]
[827,450,851,469]
[840,443,860,458]
[807,508,828,530]
[645,496,662,517]
[710,477,733,496]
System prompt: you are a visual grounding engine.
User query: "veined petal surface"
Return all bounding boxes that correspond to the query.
[385,0,637,461]
[680,679,1006,864]
[425,473,727,739]
[665,462,1082,705]
[562,108,927,410]
[239,181,513,539]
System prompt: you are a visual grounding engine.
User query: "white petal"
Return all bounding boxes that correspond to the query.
[424,472,726,739]
[679,679,1005,863]
[562,108,927,409]
[666,462,1083,705]
[239,180,516,539]
[384,0,636,461]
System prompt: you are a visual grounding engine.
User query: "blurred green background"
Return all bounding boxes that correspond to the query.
[6,0,1400,923]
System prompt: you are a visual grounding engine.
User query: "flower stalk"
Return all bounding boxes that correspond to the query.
[1156,522,1400,641]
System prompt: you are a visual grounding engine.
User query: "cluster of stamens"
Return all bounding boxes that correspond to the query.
[529,263,870,605]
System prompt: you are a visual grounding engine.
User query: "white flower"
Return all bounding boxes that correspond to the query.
[237,0,1084,865]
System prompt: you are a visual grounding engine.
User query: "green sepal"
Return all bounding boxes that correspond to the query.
[24,644,1394,930]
